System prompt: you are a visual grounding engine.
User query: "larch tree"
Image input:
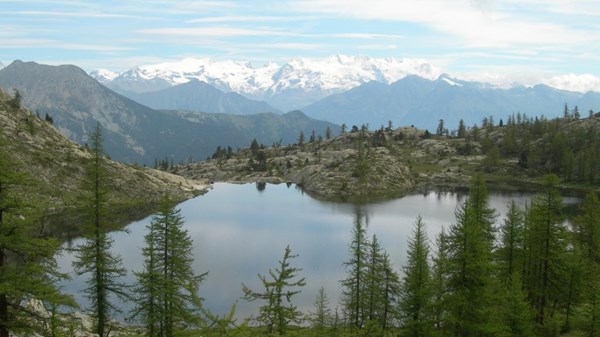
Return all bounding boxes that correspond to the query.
[365,234,385,326]
[310,286,333,335]
[399,216,432,337]
[0,132,73,337]
[72,123,128,337]
[430,228,449,337]
[445,176,499,337]
[242,245,306,336]
[522,174,568,333]
[574,192,600,337]
[497,200,525,281]
[131,193,206,337]
[340,207,369,330]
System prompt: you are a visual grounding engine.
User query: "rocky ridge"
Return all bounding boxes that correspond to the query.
[176,126,478,201]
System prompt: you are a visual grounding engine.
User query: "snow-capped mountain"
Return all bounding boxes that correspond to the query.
[91,55,442,110]
[89,68,118,84]
[0,61,4,70]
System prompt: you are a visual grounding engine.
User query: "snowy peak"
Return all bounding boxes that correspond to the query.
[0,61,4,70]
[93,55,443,107]
[89,68,118,83]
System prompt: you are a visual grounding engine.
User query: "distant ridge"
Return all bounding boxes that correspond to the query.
[302,74,600,130]
[91,55,442,110]
[126,79,280,115]
[0,61,337,164]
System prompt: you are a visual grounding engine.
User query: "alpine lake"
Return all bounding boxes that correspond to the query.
[56,182,581,321]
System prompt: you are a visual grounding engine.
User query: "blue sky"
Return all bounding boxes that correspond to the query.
[1,0,599,87]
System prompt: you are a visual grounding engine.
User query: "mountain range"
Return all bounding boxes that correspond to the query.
[0,61,336,164]
[302,75,600,129]
[92,56,600,130]
[91,55,442,111]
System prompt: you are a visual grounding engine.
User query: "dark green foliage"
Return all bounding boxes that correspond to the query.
[131,193,206,337]
[72,123,128,337]
[399,216,432,337]
[430,228,449,336]
[574,193,600,337]
[497,201,525,280]
[500,273,535,337]
[242,245,306,336]
[0,135,73,337]
[340,208,369,330]
[445,176,499,337]
[522,175,568,334]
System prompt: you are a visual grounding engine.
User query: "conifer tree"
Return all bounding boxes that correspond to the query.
[0,134,73,337]
[445,176,498,336]
[574,193,600,337]
[500,273,534,337]
[399,216,432,337]
[497,201,525,280]
[430,228,449,336]
[72,123,128,337]
[522,174,568,332]
[310,286,333,335]
[340,207,369,329]
[365,235,385,326]
[380,252,401,331]
[131,193,206,337]
[242,245,306,335]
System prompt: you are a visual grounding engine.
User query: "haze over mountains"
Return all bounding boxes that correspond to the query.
[93,55,600,130]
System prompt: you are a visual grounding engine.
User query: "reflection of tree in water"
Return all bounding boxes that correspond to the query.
[255,181,266,192]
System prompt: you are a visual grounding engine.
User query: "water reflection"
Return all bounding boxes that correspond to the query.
[55,183,579,321]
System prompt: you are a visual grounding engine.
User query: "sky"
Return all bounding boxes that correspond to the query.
[1,0,600,89]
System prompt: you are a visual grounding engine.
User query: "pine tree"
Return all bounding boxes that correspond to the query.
[131,193,206,337]
[72,123,128,337]
[445,176,499,336]
[340,207,369,330]
[399,216,432,337]
[242,245,306,335]
[0,134,73,337]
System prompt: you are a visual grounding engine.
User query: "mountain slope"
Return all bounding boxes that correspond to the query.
[0,61,336,164]
[302,75,600,130]
[126,79,279,114]
[0,88,206,233]
[0,60,171,163]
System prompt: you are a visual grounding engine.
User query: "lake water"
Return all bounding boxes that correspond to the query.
[56,182,580,322]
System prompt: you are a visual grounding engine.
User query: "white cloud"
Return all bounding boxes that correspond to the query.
[543,74,600,93]
[287,0,597,49]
